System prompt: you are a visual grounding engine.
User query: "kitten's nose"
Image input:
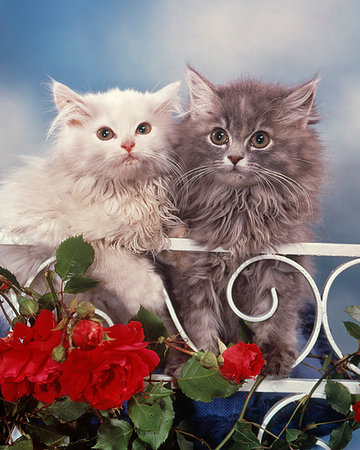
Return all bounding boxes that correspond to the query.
[228,155,243,166]
[121,140,135,153]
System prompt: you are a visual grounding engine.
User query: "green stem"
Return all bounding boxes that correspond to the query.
[298,351,357,429]
[45,268,63,319]
[243,419,278,440]
[302,416,349,432]
[214,374,265,450]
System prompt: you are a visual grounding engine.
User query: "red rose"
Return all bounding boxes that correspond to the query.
[0,310,65,403]
[72,320,103,350]
[219,342,264,384]
[60,321,159,410]
[353,401,360,422]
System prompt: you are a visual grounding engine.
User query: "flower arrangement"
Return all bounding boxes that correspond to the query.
[0,236,360,449]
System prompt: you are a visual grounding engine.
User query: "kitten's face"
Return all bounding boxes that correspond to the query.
[181,69,320,189]
[51,81,181,183]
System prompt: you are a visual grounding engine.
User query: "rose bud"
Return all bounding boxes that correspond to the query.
[194,351,219,369]
[19,298,39,317]
[52,344,68,363]
[76,300,96,319]
[11,315,27,328]
[200,351,219,369]
[72,320,104,350]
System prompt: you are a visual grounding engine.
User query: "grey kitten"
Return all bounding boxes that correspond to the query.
[167,68,324,376]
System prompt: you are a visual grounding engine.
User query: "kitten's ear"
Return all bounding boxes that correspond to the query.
[52,80,91,126]
[283,78,320,127]
[155,81,182,114]
[186,67,220,117]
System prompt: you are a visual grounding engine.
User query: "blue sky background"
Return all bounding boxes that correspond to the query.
[0,1,360,441]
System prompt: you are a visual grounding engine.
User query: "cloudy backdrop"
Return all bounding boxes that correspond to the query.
[0,0,359,395]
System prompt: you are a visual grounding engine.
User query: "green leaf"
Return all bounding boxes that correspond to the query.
[284,429,316,449]
[345,305,360,323]
[55,236,94,281]
[93,419,133,450]
[37,292,56,311]
[135,383,173,405]
[47,395,89,421]
[132,306,169,365]
[131,438,148,449]
[322,352,333,371]
[128,399,162,433]
[343,321,360,340]
[64,276,98,294]
[22,422,69,447]
[0,266,21,289]
[329,422,353,450]
[325,380,351,415]
[178,356,239,402]
[285,429,302,443]
[232,421,261,449]
[136,393,174,449]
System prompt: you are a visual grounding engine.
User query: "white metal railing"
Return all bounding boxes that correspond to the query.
[165,239,360,449]
[1,238,360,448]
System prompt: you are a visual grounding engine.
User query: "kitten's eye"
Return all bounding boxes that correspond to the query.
[210,128,229,145]
[97,127,115,141]
[136,122,152,135]
[249,131,270,149]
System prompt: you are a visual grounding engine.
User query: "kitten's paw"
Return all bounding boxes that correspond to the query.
[260,346,298,377]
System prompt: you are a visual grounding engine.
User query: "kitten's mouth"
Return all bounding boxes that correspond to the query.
[123,155,139,166]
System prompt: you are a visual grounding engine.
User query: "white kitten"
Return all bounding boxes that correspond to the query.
[0,80,182,322]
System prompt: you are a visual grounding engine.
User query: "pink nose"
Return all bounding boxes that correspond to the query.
[228,155,243,166]
[121,140,135,153]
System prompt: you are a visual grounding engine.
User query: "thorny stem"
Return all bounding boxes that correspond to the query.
[174,427,212,449]
[245,419,279,440]
[214,374,265,450]
[300,360,324,375]
[165,338,195,357]
[3,417,15,446]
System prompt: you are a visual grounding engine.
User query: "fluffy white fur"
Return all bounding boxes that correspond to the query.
[0,80,182,322]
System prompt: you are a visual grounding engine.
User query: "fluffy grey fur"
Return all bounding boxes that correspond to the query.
[166,68,324,376]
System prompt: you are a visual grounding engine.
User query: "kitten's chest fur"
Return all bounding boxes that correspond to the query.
[63,178,174,253]
[184,183,310,257]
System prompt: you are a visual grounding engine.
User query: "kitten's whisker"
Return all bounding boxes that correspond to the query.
[141,150,184,181]
[177,166,215,206]
[259,167,313,215]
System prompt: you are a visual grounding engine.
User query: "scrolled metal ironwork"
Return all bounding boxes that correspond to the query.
[225,253,324,368]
